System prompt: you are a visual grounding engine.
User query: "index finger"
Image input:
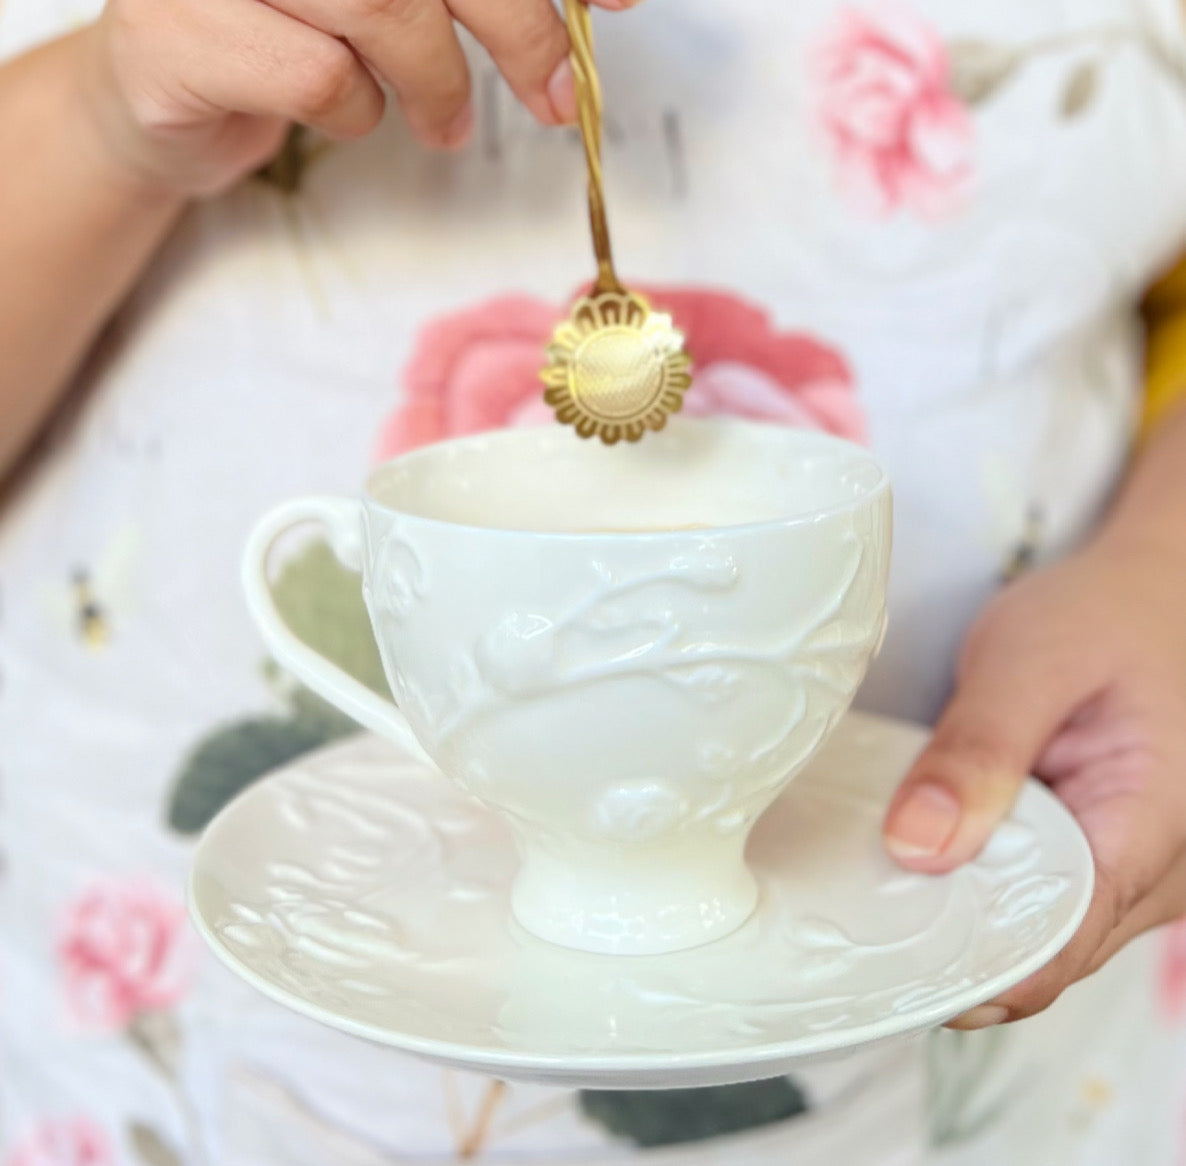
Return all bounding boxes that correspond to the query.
[449,0,640,127]
[266,0,473,145]
[448,0,571,125]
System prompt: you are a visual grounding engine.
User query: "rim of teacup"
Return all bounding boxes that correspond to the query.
[363,416,890,539]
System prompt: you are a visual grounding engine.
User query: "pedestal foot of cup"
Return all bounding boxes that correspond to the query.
[509,836,760,956]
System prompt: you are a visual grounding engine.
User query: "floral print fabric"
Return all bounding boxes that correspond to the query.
[813,6,975,219]
[2,0,1186,1163]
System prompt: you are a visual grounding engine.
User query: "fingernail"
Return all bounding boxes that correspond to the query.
[442,103,474,148]
[885,782,962,858]
[547,58,578,124]
[947,1004,1009,1031]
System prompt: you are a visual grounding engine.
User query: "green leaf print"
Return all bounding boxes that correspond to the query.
[253,126,334,195]
[578,1079,809,1148]
[167,538,386,834]
[267,539,389,699]
[926,1027,1016,1148]
[1060,60,1101,119]
[127,1009,183,1080]
[167,704,354,834]
[128,1122,184,1166]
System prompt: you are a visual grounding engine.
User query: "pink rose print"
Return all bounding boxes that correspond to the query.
[7,1118,114,1166]
[374,288,863,460]
[813,5,974,219]
[1160,917,1186,1024]
[58,879,194,1031]
[375,295,561,457]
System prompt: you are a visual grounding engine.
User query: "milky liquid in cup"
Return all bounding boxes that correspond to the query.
[585,523,711,533]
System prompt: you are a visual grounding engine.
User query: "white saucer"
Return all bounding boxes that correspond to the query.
[189,711,1093,1089]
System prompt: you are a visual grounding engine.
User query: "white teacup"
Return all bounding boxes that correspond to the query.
[243,418,891,955]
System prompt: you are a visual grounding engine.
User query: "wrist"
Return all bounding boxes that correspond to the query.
[1089,486,1186,579]
[1088,406,1186,570]
[65,26,191,208]
[1086,522,1186,580]
[1079,519,1186,651]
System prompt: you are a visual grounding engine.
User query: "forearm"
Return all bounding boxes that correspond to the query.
[0,30,186,480]
[1094,402,1186,569]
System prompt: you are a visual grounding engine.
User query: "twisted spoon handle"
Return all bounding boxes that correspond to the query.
[564,0,622,295]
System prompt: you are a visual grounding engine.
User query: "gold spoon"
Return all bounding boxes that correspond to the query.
[541,0,692,444]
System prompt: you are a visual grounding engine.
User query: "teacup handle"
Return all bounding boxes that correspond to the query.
[242,496,432,765]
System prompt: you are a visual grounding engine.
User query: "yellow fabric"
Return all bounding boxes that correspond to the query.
[1142,254,1186,437]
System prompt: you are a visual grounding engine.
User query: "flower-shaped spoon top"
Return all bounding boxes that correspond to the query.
[541,0,692,444]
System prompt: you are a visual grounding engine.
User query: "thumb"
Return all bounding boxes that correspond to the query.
[882,638,1094,874]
